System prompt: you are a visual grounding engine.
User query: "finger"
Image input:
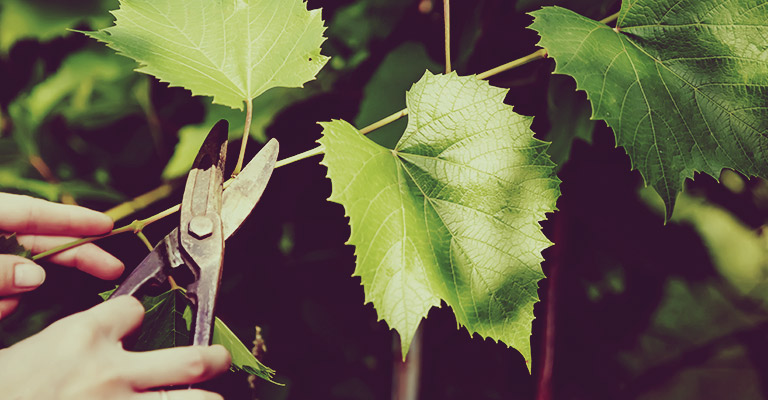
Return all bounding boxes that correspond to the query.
[73,296,145,340]
[126,345,231,390]
[16,235,124,280]
[0,297,20,320]
[133,389,223,400]
[0,193,113,236]
[0,255,46,296]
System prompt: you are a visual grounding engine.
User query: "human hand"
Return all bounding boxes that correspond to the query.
[0,193,124,319]
[0,296,231,399]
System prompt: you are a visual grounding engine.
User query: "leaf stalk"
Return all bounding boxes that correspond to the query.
[233,99,254,177]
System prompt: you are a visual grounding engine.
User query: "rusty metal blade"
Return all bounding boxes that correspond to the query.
[109,235,174,298]
[178,119,228,346]
[221,138,279,238]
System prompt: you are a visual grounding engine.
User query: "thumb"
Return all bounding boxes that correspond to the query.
[0,255,46,296]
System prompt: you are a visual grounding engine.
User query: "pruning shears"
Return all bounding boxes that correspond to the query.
[110,119,278,346]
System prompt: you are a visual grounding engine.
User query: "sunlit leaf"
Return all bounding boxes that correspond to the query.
[319,72,560,367]
[82,0,329,109]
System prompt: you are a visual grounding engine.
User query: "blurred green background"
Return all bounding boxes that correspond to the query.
[2,0,768,399]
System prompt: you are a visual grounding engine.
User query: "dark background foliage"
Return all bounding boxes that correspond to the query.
[2,0,768,399]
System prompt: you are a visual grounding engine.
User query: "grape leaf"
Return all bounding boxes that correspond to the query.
[319,72,560,367]
[0,233,32,258]
[97,288,278,382]
[81,0,329,109]
[529,1,768,218]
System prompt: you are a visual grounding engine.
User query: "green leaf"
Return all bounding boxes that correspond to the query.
[100,288,278,382]
[319,72,560,367]
[529,2,768,218]
[0,233,32,258]
[81,0,330,109]
[212,317,279,384]
[132,289,190,351]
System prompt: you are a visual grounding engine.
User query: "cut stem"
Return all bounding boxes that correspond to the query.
[443,0,451,74]
[233,99,254,177]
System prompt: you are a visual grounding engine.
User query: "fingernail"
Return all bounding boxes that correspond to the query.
[14,262,45,288]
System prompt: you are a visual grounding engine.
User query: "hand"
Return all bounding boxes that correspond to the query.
[0,193,124,320]
[0,296,231,399]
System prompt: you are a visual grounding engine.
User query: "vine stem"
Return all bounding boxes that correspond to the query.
[233,99,254,177]
[475,49,548,80]
[443,0,451,73]
[601,10,620,25]
[135,231,154,252]
[32,204,180,261]
[274,145,325,169]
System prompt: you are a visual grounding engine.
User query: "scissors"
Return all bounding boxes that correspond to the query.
[110,119,278,346]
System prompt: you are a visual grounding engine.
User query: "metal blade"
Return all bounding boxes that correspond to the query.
[222,138,279,238]
[178,119,228,346]
[180,119,227,223]
[108,235,177,298]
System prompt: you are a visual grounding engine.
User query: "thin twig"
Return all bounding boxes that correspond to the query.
[33,205,180,261]
[234,99,254,177]
[359,109,410,135]
[475,49,548,80]
[443,0,451,73]
[135,231,154,252]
